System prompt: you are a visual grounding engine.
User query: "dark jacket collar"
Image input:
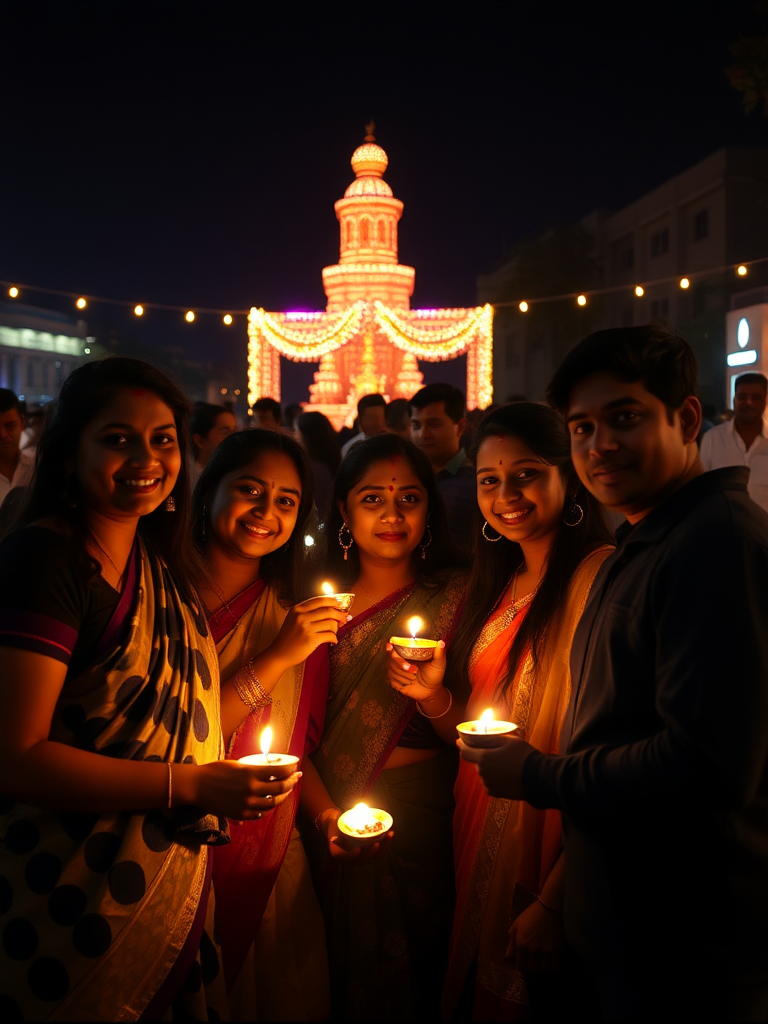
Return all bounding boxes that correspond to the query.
[614,467,750,548]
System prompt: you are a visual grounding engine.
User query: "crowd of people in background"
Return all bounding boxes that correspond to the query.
[0,326,767,1023]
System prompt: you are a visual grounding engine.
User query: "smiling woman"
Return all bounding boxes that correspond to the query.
[0,358,301,1021]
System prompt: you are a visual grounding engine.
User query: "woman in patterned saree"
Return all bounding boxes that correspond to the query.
[192,429,347,1021]
[303,433,468,1021]
[390,403,612,1021]
[0,358,298,1022]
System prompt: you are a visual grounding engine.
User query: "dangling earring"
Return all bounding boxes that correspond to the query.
[420,523,433,560]
[562,497,584,527]
[482,520,501,542]
[339,522,354,561]
[201,505,207,542]
[166,494,176,512]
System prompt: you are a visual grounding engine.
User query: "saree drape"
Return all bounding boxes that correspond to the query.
[0,541,226,1022]
[210,581,330,1017]
[442,548,611,1021]
[310,573,467,1021]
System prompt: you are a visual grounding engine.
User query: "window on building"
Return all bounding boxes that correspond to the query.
[650,228,669,258]
[377,220,386,245]
[693,209,708,242]
[360,219,370,245]
[346,221,354,246]
[650,297,669,319]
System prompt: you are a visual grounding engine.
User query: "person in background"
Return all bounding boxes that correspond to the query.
[295,410,340,516]
[20,401,47,450]
[0,388,35,507]
[700,371,768,512]
[252,397,283,431]
[190,402,237,488]
[461,326,768,1022]
[386,397,412,440]
[411,383,476,554]
[340,393,387,457]
[283,403,303,433]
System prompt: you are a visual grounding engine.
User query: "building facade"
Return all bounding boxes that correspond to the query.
[481,147,768,407]
[0,301,90,403]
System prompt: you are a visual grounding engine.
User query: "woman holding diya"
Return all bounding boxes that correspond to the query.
[0,358,297,1022]
[387,404,613,1021]
[303,433,468,1021]
[192,428,348,1021]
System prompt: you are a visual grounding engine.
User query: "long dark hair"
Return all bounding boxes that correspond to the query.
[323,433,467,589]
[446,403,612,704]
[192,428,315,604]
[296,411,341,479]
[11,356,202,606]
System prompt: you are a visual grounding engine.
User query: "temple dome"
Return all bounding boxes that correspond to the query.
[344,176,393,198]
[351,142,388,178]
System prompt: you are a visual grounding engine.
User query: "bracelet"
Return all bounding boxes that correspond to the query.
[314,808,339,834]
[167,763,173,810]
[233,660,273,711]
[417,689,453,719]
[536,894,562,914]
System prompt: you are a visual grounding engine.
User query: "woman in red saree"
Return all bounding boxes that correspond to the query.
[388,404,613,1021]
[192,428,347,1021]
[303,434,468,1022]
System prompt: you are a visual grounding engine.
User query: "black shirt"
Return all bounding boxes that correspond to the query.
[523,468,768,990]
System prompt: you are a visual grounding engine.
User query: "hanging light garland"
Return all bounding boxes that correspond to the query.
[248,302,366,361]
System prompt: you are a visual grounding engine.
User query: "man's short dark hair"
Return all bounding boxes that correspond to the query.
[357,393,386,416]
[734,372,768,394]
[547,325,698,416]
[411,383,465,423]
[0,389,23,417]
[253,397,281,422]
[386,397,410,429]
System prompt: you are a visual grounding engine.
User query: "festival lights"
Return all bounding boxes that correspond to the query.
[185,310,195,322]
[76,297,87,309]
[134,304,144,316]
[8,287,18,298]
[577,294,587,306]
[635,285,644,297]
[737,265,748,276]
[519,301,529,312]
[223,314,233,325]
[680,278,690,289]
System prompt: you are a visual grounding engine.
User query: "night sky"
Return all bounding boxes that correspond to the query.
[2,1,766,405]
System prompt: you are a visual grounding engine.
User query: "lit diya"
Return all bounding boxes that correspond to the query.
[238,726,299,772]
[320,581,355,613]
[337,802,393,848]
[389,616,439,661]
[456,708,518,748]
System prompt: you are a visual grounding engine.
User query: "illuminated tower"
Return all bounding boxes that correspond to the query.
[248,127,493,428]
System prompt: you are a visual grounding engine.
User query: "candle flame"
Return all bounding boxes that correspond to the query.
[480,709,495,734]
[346,802,374,830]
[407,616,423,639]
[260,726,273,757]
[321,581,334,596]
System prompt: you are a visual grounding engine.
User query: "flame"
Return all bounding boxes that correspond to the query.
[321,581,335,596]
[260,726,273,758]
[407,616,423,639]
[345,802,374,830]
[479,709,495,733]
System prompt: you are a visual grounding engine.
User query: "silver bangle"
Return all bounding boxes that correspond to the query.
[417,689,453,719]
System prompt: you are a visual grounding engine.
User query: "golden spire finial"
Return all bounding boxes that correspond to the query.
[364,121,376,142]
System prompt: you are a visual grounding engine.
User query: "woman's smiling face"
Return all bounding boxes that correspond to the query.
[341,457,428,566]
[476,434,567,548]
[207,450,302,564]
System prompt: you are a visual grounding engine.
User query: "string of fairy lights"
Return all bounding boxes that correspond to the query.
[1,256,765,325]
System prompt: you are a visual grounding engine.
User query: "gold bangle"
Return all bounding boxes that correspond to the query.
[167,762,173,810]
[417,689,453,719]
[314,807,339,834]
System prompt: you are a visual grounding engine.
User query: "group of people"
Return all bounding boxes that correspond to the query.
[0,323,766,1023]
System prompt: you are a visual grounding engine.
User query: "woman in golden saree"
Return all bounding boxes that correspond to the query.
[388,404,612,1021]
[0,359,297,1022]
[192,429,346,1021]
[303,434,468,1021]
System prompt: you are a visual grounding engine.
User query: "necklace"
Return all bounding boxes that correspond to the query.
[89,530,124,587]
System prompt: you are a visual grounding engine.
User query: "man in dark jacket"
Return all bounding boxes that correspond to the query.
[459,326,768,1021]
